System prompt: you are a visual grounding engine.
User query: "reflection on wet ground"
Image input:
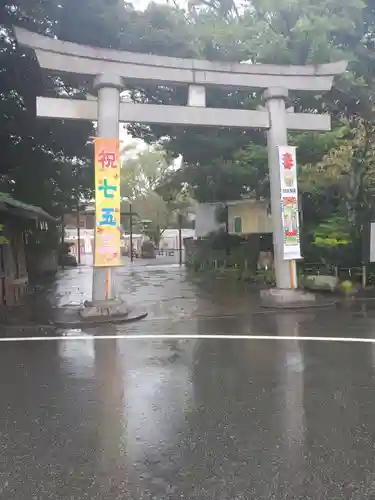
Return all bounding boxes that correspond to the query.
[1,263,375,498]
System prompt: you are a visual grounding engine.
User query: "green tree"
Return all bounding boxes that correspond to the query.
[121,143,193,245]
[1,0,98,217]
[126,0,375,265]
[301,119,375,255]
[126,0,366,204]
[5,0,375,265]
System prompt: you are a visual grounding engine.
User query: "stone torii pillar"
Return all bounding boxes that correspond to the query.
[92,74,123,303]
[264,87,296,290]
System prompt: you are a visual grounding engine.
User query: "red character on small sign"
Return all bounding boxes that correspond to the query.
[282,152,294,170]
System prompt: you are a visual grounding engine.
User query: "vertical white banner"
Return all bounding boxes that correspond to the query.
[370,222,375,262]
[278,146,301,260]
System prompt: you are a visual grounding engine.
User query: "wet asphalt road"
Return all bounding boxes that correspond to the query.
[1,262,375,499]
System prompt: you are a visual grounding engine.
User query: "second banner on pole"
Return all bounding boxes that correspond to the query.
[278,145,301,261]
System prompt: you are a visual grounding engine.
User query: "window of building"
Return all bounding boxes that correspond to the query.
[233,216,242,234]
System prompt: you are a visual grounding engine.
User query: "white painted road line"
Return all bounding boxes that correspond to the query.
[0,334,374,343]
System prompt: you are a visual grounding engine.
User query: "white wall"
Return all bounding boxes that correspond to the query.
[121,229,195,251]
[65,228,94,254]
[161,229,195,249]
[194,203,221,238]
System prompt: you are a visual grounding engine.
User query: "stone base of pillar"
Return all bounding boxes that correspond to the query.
[260,288,335,309]
[80,298,143,321]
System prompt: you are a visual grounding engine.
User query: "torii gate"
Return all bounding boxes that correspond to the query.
[14,27,346,310]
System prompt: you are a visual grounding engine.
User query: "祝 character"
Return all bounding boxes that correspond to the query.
[98,150,117,169]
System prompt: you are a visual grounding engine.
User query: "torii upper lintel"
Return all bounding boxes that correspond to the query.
[13,27,347,92]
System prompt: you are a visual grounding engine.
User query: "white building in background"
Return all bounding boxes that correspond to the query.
[122,228,195,253]
[226,199,273,235]
[65,226,195,258]
[194,203,222,238]
[160,229,195,249]
[64,228,94,256]
[194,199,273,238]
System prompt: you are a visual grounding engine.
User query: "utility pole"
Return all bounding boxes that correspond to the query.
[61,212,65,270]
[178,213,183,266]
[61,213,65,246]
[129,202,133,263]
[76,200,81,265]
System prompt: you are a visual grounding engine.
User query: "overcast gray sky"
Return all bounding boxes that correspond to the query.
[120,0,187,152]
[131,0,187,11]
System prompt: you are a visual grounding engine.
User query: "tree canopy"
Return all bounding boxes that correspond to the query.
[120,142,193,245]
[2,0,375,262]
[1,1,96,215]
[126,0,368,207]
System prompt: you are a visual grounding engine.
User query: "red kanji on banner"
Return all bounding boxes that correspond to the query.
[98,150,117,169]
[282,152,294,170]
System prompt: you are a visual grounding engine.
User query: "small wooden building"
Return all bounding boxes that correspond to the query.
[0,192,55,306]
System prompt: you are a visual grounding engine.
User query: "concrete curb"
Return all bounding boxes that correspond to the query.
[0,307,148,330]
[53,308,148,329]
[261,299,338,310]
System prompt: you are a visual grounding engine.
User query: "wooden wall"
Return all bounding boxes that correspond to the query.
[0,219,29,306]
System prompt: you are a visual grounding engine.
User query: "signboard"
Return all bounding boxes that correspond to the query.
[94,138,121,267]
[369,222,375,263]
[278,146,301,260]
